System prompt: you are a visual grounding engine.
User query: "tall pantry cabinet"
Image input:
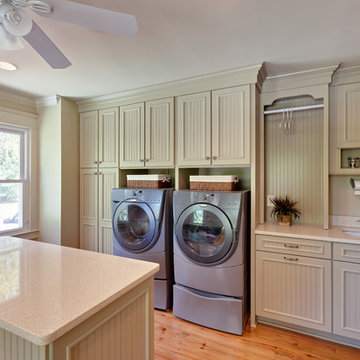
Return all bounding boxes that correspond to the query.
[80,108,119,254]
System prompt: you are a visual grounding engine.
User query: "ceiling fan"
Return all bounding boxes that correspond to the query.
[0,0,138,69]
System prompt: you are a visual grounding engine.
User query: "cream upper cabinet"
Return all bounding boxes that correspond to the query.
[80,111,98,168]
[334,83,360,148]
[80,168,98,252]
[145,98,174,167]
[212,85,250,165]
[177,92,211,166]
[120,98,174,168]
[80,108,119,168]
[98,108,119,168]
[176,86,250,167]
[119,102,145,167]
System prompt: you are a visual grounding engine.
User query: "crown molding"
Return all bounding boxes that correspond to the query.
[262,64,340,93]
[331,64,360,86]
[0,87,36,108]
[77,64,265,112]
[35,95,61,108]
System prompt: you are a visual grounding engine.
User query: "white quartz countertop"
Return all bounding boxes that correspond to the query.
[255,222,360,244]
[0,237,159,346]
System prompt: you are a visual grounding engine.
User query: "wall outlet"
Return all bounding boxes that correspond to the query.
[267,195,275,207]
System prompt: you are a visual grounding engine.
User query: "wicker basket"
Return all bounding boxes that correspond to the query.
[189,175,238,191]
[127,175,171,189]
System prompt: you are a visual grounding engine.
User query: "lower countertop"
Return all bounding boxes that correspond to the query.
[0,237,159,346]
[255,222,360,244]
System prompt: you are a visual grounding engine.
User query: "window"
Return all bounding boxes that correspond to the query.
[0,125,28,234]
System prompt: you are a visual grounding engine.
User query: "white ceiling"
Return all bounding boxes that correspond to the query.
[0,0,360,101]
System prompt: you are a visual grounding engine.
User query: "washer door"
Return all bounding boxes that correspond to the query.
[113,200,156,252]
[175,203,234,264]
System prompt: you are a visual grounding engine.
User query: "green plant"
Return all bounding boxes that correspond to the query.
[270,195,301,220]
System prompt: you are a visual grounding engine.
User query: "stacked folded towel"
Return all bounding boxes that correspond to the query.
[351,179,360,195]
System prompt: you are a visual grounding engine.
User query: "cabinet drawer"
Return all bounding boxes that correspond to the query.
[256,235,331,259]
[334,242,360,264]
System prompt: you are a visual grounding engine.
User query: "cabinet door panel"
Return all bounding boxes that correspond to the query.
[80,111,98,168]
[98,168,118,254]
[333,261,360,340]
[212,85,250,165]
[120,103,144,167]
[256,251,331,332]
[336,84,360,147]
[80,169,98,251]
[99,108,119,168]
[177,92,211,166]
[145,98,174,167]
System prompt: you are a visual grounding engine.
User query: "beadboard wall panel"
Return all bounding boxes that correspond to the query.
[0,329,47,360]
[265,98,324,224]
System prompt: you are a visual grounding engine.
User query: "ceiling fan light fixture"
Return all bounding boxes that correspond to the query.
[0,61,18,71]
[1,5,33,36]
[0,23,24,49]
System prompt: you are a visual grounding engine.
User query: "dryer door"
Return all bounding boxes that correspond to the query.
[113,200,157,252]
[175,203,234,265]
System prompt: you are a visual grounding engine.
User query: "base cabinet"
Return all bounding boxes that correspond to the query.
[80,168,118,254]
[256,250,332,332]
[333,260,360,341]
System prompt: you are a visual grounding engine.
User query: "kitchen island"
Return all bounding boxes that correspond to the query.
[0,237,159,360]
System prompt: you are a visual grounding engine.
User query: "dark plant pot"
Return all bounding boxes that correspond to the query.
[277,214,291,226]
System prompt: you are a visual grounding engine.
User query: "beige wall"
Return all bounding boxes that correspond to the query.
[38,98,79,247]
[38,104,62,245]
[61,98,80,248]
[330,176,360,216]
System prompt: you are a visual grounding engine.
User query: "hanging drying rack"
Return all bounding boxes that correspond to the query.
[264,104,324,135]
[264,104,324,115]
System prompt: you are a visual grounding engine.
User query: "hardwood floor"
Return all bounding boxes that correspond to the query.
[154,311,360,360]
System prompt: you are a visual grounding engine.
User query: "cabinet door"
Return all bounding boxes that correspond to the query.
[80,111,98,168]
[335,83,360,148]
[256,251,331,332]
[119,102,145,167]
[99,108,119,168]
[80,169,98,252]
[145,98,174,167]
[98,168,119,254]
[212,85,250,165]
[333,261,360,340]
[177,92,211,166]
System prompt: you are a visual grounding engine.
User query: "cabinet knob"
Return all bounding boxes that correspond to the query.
[140,159,144,162]
[205,156,210,160]
[145,159,150,162]
[212,156,217,160]
[94,172,98,175]
[94,161,98,164]
[98,161,102,164]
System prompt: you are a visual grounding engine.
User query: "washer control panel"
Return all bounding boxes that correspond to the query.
[190,191,242,208]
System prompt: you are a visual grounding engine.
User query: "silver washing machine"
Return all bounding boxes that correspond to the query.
[112,188,174,310]
[172,190,250,334]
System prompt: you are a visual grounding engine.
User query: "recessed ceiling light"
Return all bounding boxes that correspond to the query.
[0,61,18,71]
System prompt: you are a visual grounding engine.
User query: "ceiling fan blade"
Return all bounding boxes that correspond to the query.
[23,21,71,69]
[37,0,138,37]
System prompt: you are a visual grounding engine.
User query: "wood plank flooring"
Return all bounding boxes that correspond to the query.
[154,311,360,360]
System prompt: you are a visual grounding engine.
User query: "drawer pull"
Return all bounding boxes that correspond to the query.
[283,256,298,262]
[284,244,299,249]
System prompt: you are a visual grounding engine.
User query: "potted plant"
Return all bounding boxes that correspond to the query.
[270,195,301,226]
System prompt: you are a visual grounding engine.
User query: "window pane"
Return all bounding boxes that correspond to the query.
[0,183,22,232]
[0,131,21,180]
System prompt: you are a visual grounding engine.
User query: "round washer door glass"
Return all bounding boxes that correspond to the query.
[176,204,233,264]
[113,201,156,252]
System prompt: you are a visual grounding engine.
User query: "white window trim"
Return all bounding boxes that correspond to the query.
[0,106,38,237]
